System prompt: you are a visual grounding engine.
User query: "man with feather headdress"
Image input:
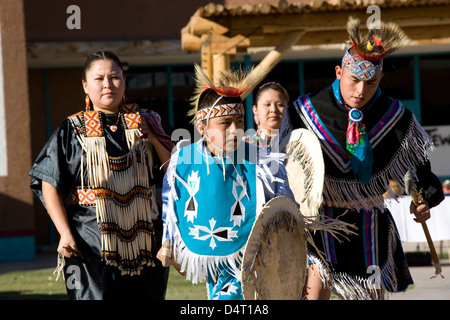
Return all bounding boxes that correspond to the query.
[159,65,295,300]
[280,17,444,299]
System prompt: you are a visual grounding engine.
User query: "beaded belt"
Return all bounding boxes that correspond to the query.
[71,186,156,207]
[71,188,98,206]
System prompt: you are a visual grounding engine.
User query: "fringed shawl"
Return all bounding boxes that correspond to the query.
[281,84,434,212]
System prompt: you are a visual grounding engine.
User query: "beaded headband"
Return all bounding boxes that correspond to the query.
[188,64,264,124]
[342,49,383,81]
[196,102,245,122]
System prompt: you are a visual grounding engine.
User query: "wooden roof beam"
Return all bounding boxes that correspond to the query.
[189,16,229,36]
[248,24,450,47]
[213,5,450,40]
[199,33,250,82]
[181,15,229,51]
[182,30,249,52]
[183,4,450,51]
[182,16,251,52]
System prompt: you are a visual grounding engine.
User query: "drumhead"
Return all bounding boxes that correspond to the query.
[281,128,324,218]
[241,196,307,300]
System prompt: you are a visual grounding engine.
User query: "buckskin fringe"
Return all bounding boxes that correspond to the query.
[85,136,110,188]
[323,115,433,212]
[307,252,381,300]
[53,253,66,282]
[74,117,156,275]
[171,232,244,284]
[125,127,154,179]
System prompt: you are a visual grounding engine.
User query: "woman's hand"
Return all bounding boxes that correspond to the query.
[139,120,156,142]
[42,181,78,258]
[58,232,78,258]
[138,120,171,171]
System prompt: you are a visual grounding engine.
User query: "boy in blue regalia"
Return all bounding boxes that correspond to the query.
[158,65,295,300]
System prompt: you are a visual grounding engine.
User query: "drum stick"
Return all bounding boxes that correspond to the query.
[404,171,443,278]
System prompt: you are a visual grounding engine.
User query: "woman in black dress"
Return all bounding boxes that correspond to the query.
[29,51,174,300]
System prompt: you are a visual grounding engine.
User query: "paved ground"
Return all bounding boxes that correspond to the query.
[0,251,57,274]
[1,251,449,300]
[389,262,450,300]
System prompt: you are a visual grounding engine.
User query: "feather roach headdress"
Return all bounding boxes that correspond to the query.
[342,17,410,81]
[188,64,263,123]
[346,16,410,63]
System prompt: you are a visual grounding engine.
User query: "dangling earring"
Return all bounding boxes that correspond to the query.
[254,113,260,126]
[85,95,91,111]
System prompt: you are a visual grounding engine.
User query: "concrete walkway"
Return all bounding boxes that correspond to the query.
[389,263,450,300]
[0,250,57,274]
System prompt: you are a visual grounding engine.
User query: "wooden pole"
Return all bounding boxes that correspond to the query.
[201,34,213,81]
[241,31,305,99]
[406,172,444,279]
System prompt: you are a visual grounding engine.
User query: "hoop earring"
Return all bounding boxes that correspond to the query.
[85,95,91,111]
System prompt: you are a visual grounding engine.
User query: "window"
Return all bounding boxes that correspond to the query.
[379,57,414,100]
[303,59,340,94]
[125,66,196,131]
[125,67,169,122]
[259,62,299,102]
[420,55,450,126]
[171,66,195,131]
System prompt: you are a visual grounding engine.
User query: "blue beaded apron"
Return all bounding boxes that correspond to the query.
[169,142,257,299]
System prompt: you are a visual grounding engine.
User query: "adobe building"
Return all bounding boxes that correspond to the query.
[0,0,34,262]
[1,0,449,261]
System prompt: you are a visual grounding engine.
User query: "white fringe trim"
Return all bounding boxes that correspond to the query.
[323,115,434,212]
[164,141,246,284]
[75,125,156,275]
[85,136,110,188]
[308,216,401,300]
